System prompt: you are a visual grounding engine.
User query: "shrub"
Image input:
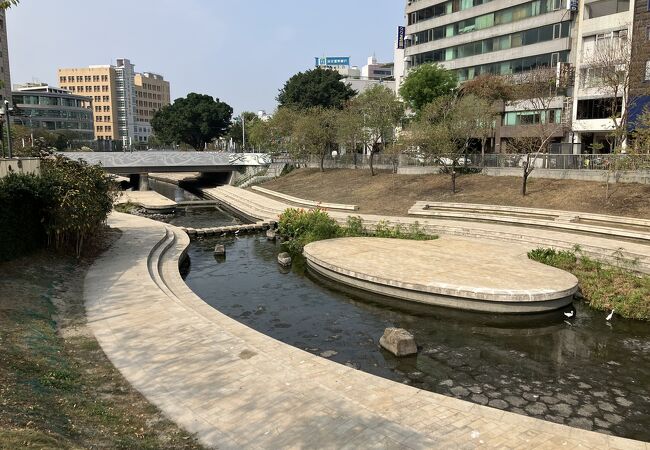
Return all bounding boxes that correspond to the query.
[278,208,437,254]
[528,247,650,320]
[528,247,577,269]
[40,155,117,256]
[0,173,48,261]
[0,156,117,260]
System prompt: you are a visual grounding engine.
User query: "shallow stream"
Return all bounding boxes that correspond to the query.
[183,234,650,441]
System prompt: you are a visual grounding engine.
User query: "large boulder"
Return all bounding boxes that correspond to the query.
[379,328,418,357]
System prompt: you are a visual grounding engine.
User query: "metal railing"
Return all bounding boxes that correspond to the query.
[288,153,650,172]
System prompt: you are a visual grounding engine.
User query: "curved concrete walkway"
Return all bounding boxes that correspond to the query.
[84,212,646,449]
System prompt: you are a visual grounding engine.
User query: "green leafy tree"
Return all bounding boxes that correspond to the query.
[399,63,457,113]
[0,1,19,9]
[151,93,233,150]
[352,85,404,176]
[249,107,300,157]
[336,105,365,168]
[292,107,340,172]
[277,67,356,110]
[226,111,259,150]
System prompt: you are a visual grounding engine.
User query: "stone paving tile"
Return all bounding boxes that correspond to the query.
[83,212,648,449]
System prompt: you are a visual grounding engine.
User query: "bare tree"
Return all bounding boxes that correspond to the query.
[352,85,404,176]
[336,105,365,169]
[505,67,567,196]
[588,29,633,151]
[408,94,496,193]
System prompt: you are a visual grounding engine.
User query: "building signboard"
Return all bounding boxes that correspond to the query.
[315,57,351,68]
[397,26,406,49]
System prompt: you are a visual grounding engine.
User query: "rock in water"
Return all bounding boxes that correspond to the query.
[214,244,226,256]
[379,328,417,357]
[266,229,277,241]
[277,252,292,267]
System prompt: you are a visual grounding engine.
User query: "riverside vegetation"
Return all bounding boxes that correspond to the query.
[277,208,436,254]
[528,247,650,320]
[0,155,116,261]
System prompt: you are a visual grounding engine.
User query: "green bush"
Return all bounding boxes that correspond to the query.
[41,155,117,256]
[0,173,48,260]
[0,156,116,261]
[527,247,578,269]
[278,208,437,254]
[528,247,650,320]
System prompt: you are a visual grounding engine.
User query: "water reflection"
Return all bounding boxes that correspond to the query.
[184,235,650,441]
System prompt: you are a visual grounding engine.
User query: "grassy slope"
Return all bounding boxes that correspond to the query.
[260,169,650,218]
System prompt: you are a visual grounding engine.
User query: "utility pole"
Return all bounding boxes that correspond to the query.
[241,114,246,152]
[3,100,12,159]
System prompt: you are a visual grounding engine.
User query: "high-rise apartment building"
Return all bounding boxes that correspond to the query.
[400,0,645,153]
[0,10,13,102]
[134,72,171,143]
[58,65,118,141]
[58,59,170,146]
[115,58,137,147]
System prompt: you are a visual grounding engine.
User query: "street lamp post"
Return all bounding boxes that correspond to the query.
[242,114,246,152]
[3,99,13,159]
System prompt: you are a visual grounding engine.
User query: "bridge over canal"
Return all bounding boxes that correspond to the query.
[60,151,271,174]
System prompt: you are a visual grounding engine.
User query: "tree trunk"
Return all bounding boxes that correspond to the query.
[370,151,375,176]
[320,152,325,172]
[451,161,457,194]
[481,138,487,167]
[522,154,531,196]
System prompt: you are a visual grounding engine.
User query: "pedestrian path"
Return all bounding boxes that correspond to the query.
[84,212,647,449]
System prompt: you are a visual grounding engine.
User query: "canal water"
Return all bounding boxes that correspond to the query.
[183,234,650,441]
[148,178,242,229]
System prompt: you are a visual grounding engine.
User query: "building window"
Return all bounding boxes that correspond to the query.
[104,115,111,121]
[577,98,621,119]
[584,0,630,19]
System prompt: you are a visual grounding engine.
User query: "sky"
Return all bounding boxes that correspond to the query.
[7,0,404,115]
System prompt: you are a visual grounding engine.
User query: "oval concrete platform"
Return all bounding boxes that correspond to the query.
[303,237,579,313]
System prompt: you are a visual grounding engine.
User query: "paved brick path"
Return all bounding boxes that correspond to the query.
[83,213,647,449]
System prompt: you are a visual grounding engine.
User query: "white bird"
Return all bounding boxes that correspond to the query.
[606,310,615,321]
[564,311,574,318]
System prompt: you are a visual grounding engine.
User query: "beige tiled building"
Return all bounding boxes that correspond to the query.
[58,60,170,146]
[134,72,171,143]
[0,10,13,103]
[58,66,118,141]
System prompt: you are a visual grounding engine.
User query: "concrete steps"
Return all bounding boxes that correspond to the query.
[206,186,650,273]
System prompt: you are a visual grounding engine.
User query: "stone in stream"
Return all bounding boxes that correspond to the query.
[277,252,292,267]
[266,229,277,241]
[214,244,226,256]
[379,328,418,357]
